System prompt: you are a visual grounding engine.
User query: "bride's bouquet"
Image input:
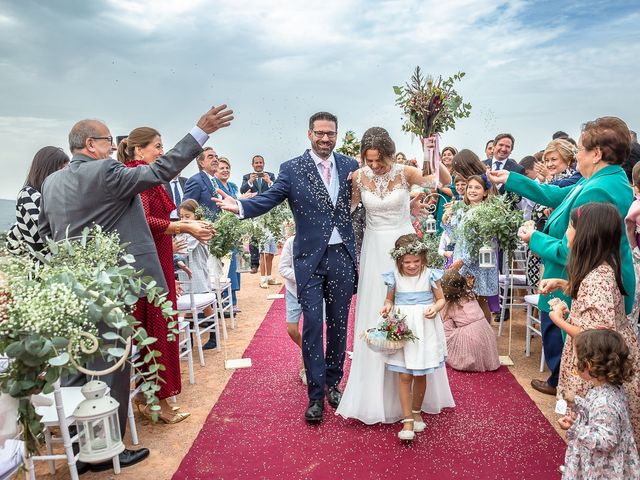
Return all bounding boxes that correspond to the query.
[361,309,418,354]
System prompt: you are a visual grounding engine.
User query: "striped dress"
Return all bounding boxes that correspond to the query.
[6,186,44,256]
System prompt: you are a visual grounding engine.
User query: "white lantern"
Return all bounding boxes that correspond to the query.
[73,380,124,467]
[478,244,496,268]
[424,214,437,234]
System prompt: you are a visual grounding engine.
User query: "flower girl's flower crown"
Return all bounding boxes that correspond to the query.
[389,240,429,260]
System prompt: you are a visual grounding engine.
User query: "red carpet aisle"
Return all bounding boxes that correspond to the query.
[173,296,565,480]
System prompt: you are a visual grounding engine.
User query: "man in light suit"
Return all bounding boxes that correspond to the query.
[182,147,221,220]
[240,155,276,274]
[165,174,188,220]
[38,104,233,472]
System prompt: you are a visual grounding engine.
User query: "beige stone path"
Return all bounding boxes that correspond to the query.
[32,258,562,480]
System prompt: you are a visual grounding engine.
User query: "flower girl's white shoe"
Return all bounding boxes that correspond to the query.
[412,410,426,433]
[398,419,415,441]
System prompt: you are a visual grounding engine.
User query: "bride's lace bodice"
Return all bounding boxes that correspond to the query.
[356,163,411,231]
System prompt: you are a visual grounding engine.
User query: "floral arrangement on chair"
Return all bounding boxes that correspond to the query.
[336,130,360,158]
[0,226,170,454]
[362,310,418,354]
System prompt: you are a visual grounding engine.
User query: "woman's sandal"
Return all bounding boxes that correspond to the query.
[412,409,426,433]
[142,405,191,424]
[398,418,415,441]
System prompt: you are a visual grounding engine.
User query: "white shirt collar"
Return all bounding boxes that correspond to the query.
[309,149,335,166]
[492,157,507,166]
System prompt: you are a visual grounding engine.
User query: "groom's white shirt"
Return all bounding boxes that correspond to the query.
[309,149,342,245]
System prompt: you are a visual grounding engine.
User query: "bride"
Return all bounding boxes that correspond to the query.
[336,127,455,424]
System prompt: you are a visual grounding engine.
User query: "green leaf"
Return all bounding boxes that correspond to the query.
[102,331,125,342]
[140,337,157,347]
[124,294,139,306]
[48,352,70,366]
[51,337,68,348]
[107,347,126,358]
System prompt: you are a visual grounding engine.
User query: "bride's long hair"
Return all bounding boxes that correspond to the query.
[360,127,395,166]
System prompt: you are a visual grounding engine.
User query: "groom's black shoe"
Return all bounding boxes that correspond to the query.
[305,400,324,424]
[327,386,342,409]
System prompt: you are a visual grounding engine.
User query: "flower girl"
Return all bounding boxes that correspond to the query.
[380,234,447,441]
[559,329,639,479]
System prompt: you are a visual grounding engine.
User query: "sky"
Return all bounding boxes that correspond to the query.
[1,0,639,200]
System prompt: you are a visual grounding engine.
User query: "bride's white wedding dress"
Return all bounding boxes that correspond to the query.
[336,163,455,424]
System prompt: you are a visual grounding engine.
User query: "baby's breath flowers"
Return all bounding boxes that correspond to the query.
[0,226,172,454]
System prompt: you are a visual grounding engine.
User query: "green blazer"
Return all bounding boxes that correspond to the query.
[506,165,635,313]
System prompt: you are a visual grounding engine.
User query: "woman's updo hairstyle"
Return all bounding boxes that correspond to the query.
[116,127,160,163]
[360,127,396,166]
[581,116,631,166]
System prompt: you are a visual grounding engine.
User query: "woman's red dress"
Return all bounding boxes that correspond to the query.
[126,160,181,400]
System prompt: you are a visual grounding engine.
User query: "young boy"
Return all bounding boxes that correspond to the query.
[278,235,306,385]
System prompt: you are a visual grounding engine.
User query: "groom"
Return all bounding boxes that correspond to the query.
[214,112,358,423]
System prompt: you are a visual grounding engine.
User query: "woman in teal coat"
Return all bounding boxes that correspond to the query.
[488,116,635,396]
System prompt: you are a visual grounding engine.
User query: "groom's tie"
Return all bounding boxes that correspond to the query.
[320,160,332,185]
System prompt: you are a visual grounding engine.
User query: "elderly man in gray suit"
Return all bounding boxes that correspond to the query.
[38,104,233,473]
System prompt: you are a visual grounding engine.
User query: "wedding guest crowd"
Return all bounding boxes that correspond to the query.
[5,104,640,476]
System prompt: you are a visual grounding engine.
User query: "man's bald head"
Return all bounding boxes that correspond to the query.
[69,119,107,152]
[68,119,114,159]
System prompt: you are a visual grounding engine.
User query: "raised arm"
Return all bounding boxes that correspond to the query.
[404,164,451,189]
[215,166,290,218]
[488,170,575,208]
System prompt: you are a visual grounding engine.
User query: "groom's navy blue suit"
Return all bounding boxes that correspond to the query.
[240,149,359,400]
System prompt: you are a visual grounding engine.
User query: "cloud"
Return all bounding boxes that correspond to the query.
[0,0,638,199]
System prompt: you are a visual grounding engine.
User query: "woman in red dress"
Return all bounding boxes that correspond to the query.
[117,127,212,423]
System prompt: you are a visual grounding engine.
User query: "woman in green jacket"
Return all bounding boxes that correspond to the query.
[488,116,635,397]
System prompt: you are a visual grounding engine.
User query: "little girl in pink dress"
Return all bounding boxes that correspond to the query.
[440,270,500,372]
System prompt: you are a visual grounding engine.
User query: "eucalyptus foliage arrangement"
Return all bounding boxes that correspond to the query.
[393,67,472,138]
[247,202,293,246]
[0,227,171,454]
[206,210,251,258]
[336,130,361,158]
[455,196,524,258]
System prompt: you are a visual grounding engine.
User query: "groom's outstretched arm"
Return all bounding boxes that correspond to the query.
[214,166,290,218]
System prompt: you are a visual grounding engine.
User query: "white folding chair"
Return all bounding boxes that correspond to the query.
[25,381,83,480]
[210,276,235,331]
[497,245,535,336]
[176,288,224,366]
[127,347,142,446]
[178,318,195,385]
[524,294,546,372]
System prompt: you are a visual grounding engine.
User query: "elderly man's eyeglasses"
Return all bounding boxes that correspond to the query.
[91,136,114,144]
[313,131,337,139]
